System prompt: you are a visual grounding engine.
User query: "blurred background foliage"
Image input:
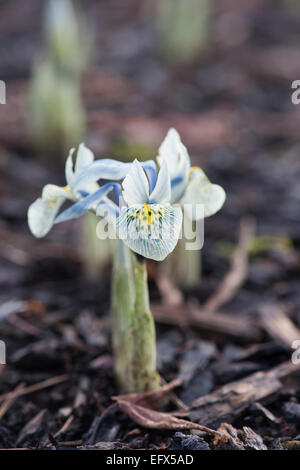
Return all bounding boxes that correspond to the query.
[0,0,299,284]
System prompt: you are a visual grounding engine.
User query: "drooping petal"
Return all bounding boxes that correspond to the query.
[122,159,150,206]
[42,184,75,201]
[28,197,65,238]
[181,168,226,220]
[149,160,171,204]
[54,183,117,223]
[117,203,182,261]
[75,142,95,173]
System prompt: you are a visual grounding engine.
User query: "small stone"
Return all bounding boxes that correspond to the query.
[282,402,300,424]
[171,432,210,450]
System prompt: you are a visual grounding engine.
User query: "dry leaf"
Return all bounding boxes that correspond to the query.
[117,400,220,436]
[113,378,182,410]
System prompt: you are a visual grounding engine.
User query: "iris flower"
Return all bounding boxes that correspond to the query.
[157,128,226,220]
[28,143,131,238]
[28,143,95,238]
[117,159,182,261]
[28,131,225,262]
[51,156,181,261]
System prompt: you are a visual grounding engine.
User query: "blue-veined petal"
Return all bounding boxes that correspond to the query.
[72,159,132,191]
[122,159,150,206]
[149,160,171,204]
[55,183,117,223]
[117,203,182,261]
[72,158,157,192]
[55,183,119,223]
[28,197,64,238]
[96,197,119,219]
[142,160,157,193]
[181,168,226,220]
[170,174,186,202]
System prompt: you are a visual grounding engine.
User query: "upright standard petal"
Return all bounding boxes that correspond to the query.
[157,128,191,203]
[122,159,150,206]
[157,128,182,176]
[142,160,157,193]
[181,168,226,220]
[149,160,171,204]
[117,203,182,261]
[75,142,95,173]
[28,197,64,238]
[65,147,75,187]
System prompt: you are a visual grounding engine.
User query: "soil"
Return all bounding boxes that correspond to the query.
[0,0,300,450]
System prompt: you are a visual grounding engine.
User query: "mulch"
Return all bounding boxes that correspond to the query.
[1,0,300,450]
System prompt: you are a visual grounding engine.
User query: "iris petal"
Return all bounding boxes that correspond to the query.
[73,159,132,191]
[28,197,64,238]
[143,160,157,193]
[117,203,182,261]
[149,160,170,204]
[42,184,75,201]
[72,158,158,193]
[157,128,191,203]
[181,169,226,220]
[75,143,95,173]
[65,147,75,187]
[122,159,150,206]
[55,183,117,223]
[157,128,182,176]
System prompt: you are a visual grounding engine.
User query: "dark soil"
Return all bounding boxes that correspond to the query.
[0,0,300,450]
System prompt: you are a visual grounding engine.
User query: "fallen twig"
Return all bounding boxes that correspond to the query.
[0,374,70,404]
[153,302,261,343]
[258,303,300,348]
[0,382,25,419]
[190,360,300,427]
[203,217,256,313]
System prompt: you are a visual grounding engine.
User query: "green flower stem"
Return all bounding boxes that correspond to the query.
[112,240,160,393]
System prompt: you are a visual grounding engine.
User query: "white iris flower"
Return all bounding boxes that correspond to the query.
[157,128,226,220]
[28,132,225,262]
[28,143,95,238]
[27,143,131,238]
[117,160,182,261]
